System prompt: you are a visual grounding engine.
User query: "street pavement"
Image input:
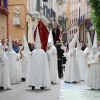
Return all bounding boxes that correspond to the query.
[0,81,61,100]
[1,79,100,100]
[61,80,100,100]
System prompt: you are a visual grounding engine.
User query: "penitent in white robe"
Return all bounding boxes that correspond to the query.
[0,50,11,90]
[84,47,91,83]
[46,46,59,83]
[87,52,100,89]
[64,48,81,82]
[26,49,51,89]
[21,51,31,79]
[76,48,87,80]
[6,51,21,83]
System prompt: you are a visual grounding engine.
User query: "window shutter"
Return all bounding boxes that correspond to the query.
[37,0,40,12]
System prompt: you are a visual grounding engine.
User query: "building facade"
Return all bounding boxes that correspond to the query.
[8,0,27,41]
[0,0,9,40]
[62,0,92,43]
[8,0,63,42]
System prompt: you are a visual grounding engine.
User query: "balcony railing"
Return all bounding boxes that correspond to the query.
[0,0,8,8]
[78,14,86,25]
[43,6,56,20]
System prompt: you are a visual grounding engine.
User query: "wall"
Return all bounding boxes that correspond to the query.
[8,0,27,41]
[0,13,7,40]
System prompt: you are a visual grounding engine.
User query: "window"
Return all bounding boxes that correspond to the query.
[72,30,73,34]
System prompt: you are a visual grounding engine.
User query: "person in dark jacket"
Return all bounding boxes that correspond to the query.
[56,43,64,78]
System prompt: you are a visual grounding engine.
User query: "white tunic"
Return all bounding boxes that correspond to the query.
[87,52,100,89]
[26,49,51,89]
[6,51,21,83]
[46,46,59,83]
[84,47,91,83]
[64,48,81,82]
[21,51,31,79]
[0,50,11,90]
[76,49,87,80]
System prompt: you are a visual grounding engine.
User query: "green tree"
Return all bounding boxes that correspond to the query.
[88,0,100,39]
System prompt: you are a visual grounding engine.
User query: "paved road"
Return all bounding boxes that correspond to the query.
[0,81,61,100]
[61,80,100,100]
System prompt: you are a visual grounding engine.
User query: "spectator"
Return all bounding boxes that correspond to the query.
[28,42,33,52]
[1,39,8,52]
[13,41,20,53]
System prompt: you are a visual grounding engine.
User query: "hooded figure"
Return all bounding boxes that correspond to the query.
[87,31,100,89]
[64,33,81,83]
[6,36,21,83]
[0,42,11,90]
[25,28,51,90]
[21,34,31,81]
[46,28,59,83]
[84,31,92,59]
[84,32,92,83]
[76,39,87,80]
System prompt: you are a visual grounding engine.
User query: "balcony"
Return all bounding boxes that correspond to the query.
[78,14,86,25]
[0,0,9,15]
[0,0,8,8]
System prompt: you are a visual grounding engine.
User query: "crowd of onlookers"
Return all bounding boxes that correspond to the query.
[0,39,35,53]
[64,41,100,52]
[1,38,100,53]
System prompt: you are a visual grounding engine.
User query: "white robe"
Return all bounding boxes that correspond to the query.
[0,50,11,90]
[76,49,87,80]
[46,46,59,83]
[84,47,91,83]
[64,48,81,82]
[6,51,21,83]
[26,49,51,89]
[87,52,100,89]
[21,51,31,79]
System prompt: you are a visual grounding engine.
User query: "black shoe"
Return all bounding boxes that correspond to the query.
[64,81,70,83]
[51,82,53,84]
[91,88,95,90]
[40,87,44,89]
[73,81,77,83]
[22,78,25,81]
[0,87,4,90]
[32,86,35,90]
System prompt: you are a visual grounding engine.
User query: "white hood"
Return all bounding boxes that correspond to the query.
[87,31,92,48]
[92,31,98,54]
[23,33,29,50]
[69,33,78,50]
[47,28,54,47]
[8,36,13,52]
[23,33,30,56]
[0,42,3,53]
[77,39,81,50]
[34,28,42,49]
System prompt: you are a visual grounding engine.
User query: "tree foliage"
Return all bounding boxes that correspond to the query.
[88,0,100,39]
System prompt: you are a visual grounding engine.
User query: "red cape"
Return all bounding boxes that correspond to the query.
[34,20,49,51]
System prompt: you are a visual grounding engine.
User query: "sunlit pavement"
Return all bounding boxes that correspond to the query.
[60,80,100,100]
[0,81,60,100]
